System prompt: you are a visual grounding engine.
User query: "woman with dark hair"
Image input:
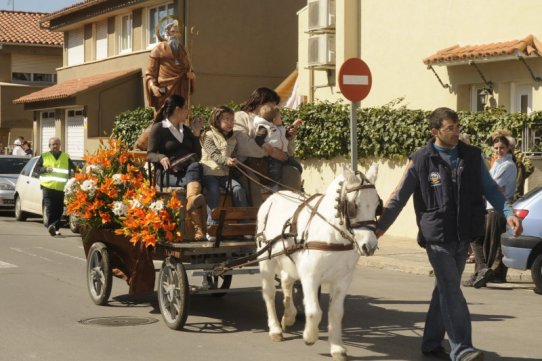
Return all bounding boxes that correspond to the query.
[147,94,206,240]
[464,134,517,288]
[234,87,302,206]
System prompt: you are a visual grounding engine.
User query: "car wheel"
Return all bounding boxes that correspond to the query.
[69,214,80,234]
[42,204,49,227]
[531,253,542,292]
[14,196,28,221]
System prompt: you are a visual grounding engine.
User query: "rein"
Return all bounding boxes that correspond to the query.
[212,169,379,276]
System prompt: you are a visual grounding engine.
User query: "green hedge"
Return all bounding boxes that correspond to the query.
[112,101,539,159]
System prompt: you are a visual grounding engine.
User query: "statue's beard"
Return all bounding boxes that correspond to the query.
[167,37,180,53]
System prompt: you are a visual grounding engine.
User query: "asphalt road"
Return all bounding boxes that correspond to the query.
[1,212,540,361]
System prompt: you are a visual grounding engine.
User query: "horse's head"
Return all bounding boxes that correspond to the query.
[332,164,381,256]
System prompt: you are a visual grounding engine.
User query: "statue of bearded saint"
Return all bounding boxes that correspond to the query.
[144,21,196,110]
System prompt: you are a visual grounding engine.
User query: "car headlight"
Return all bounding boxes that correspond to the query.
[0,181,15,191]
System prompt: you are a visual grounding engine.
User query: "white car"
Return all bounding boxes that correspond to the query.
[14,156,83,232]
[0,155,31,211]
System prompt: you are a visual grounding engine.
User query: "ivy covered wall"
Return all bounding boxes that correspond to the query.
[112,100,540,159]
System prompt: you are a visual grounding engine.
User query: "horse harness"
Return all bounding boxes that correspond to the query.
[213,172,382,276]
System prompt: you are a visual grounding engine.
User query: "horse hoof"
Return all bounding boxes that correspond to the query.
[331,352,348,361]
[304,341,315,346]
[270,333,283,342]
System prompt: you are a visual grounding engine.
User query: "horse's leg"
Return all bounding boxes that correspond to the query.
[300,276,322,346]
[280,271,297,330]
[328,273,353,361]
[260,260,283,342]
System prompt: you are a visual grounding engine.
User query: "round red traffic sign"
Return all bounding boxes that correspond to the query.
[338,58,372,102]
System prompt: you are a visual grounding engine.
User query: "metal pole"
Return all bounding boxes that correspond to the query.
[350,101,359,171]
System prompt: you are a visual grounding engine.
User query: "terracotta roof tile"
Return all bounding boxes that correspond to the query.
[423,35,542,65]
[0,10,63,46]
[13,68,141,104]
[40,0,108,22]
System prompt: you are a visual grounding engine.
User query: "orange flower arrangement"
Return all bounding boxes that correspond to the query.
[65,137,184,247]
[114,184,183,247]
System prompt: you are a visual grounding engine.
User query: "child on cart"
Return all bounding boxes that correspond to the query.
[254,104,303,192]
[200,106,249,235]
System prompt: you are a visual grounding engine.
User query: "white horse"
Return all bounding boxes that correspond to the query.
[256,165,381,361]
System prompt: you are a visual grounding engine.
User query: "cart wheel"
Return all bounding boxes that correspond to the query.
[87,242,113,306]
[158,258,190,330]
[205,274,232,297]
[293,281,321,319]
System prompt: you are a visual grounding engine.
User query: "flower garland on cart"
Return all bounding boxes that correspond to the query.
[65,137,185,247]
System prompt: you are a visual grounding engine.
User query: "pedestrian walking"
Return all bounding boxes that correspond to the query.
[37,137,76,236]
[375,107,523,361]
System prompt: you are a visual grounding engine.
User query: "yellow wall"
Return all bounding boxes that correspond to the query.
[298,0,542,110]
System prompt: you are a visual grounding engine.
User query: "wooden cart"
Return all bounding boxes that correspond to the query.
[83,206,261,330]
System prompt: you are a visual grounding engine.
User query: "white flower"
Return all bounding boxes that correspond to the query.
[80,179,97,195]
[130,199,142,209]
[64,178,77,195]
[85,164,103,175]
[149,200,164,211]
[112,174,123,185]
[112,201,127,216]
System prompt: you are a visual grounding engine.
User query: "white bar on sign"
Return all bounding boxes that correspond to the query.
[343,75,369,85]
[0,261,17,269]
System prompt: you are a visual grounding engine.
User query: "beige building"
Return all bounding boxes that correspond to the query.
[15,0,305,157]
[0,10,63,154]
[295,0,542,238]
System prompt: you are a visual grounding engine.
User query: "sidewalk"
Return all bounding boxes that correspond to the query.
[358,235,534,286]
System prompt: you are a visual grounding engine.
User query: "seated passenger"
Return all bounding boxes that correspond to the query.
[200,106,248,228]
[253,104,303,192]
[234,87,302,206]
[146,95,206,240]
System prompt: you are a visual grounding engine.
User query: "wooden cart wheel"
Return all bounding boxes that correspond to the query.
[158,257,190,330]
[87,242,113,305]
[205,274,232,297]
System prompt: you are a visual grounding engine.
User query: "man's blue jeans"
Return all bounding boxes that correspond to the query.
[202,175,248,225]
[424,240,475,361]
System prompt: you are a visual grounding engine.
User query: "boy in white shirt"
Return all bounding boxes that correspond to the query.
[253,104,302,192]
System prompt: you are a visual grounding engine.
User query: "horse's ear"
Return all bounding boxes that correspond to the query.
[365,163,379,184]
[341,165,354,181]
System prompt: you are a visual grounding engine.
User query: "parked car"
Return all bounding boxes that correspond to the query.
[0,155,31,211]
[501,186,542,293]
[14,156,83,232]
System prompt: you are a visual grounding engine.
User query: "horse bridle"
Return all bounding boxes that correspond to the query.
[337,172,382,234]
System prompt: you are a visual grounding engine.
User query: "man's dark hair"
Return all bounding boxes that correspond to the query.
[428,107,459,130]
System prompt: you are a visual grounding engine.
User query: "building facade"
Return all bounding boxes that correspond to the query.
[0,10,62,154]
[295,0,542,238]
[15,0,305,156]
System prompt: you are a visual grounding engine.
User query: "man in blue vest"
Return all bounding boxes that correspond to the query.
[376,107,523,361]
[37,137,76,237]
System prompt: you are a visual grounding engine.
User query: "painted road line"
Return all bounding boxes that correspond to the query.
[0,260,17,269]
[35,247,86,262]
[11,247,53,262]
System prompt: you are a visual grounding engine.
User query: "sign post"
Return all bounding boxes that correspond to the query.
[338,58,372,171]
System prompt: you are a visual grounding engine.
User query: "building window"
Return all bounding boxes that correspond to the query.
[96,20,108,60]
[67,28,84,66]
[12,72,31,82]
[148,3,174,47]
[119,14,132,53]
[12,72,56,83]
[470,85,488,112]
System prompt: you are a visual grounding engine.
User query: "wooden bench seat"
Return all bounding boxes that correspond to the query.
[207,207,259,247]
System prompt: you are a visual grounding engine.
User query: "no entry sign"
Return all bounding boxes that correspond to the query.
[338,58,372,102]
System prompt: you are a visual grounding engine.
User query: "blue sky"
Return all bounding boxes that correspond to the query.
[0,0,81,13]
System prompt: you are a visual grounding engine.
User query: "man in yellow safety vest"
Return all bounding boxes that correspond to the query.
[37,137,76,236]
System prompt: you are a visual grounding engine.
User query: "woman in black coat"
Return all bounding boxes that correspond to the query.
[147,95,206,240]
